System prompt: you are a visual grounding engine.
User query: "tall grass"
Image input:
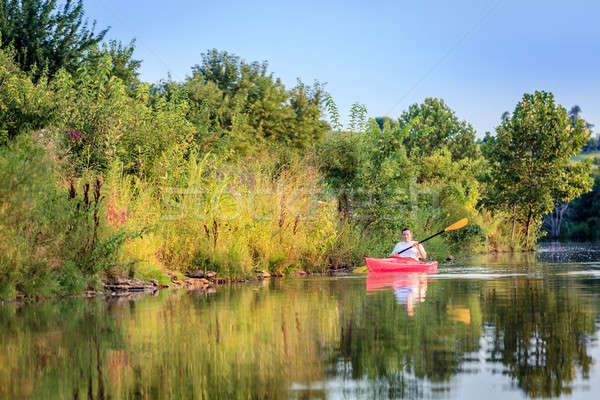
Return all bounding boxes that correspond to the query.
[104,152,362,281]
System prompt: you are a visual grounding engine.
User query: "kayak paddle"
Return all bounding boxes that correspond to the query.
[396,218,469,255]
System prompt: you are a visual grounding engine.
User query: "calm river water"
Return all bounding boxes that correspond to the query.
[2,243,600,399]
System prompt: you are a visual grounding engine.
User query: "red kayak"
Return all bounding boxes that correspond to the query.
[364,256,438,274]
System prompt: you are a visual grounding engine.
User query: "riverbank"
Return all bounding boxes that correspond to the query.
[1,266,340,304]
[2,255,460,304]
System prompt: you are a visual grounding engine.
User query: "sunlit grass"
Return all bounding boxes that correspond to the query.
[104,153,362,279]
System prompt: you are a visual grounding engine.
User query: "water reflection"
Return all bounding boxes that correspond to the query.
[483,278,596,397]
[338,276,483,398]
[1,247,600,399]
[343,257,599,398]
[1,285,343,399]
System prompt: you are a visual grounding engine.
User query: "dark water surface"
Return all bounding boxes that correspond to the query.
[2,244,600,399]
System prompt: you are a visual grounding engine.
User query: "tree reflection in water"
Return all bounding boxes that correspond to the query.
[0,266,599,399]
[483,277,596,397]
[338,271,598,398]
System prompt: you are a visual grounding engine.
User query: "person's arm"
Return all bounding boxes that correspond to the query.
[418,244,427,260]
[412,242,427,259]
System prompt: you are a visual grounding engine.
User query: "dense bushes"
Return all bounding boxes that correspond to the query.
[0,136,128,299]
[0,48,54,144]
[0,44,351,300]
[554,158,600,241]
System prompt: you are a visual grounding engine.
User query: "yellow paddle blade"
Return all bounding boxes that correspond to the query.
[444,218,468,232]
[353,266,369,274]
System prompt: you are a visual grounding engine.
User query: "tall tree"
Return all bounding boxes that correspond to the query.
[185,49,326,151]
[484,91,593,248]
[398,98,478,160]
[86,39,142,89]
[0,0,108,79]
[191,49,240,92]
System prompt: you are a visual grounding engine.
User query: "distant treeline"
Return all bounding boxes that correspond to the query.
[0,0,595,300]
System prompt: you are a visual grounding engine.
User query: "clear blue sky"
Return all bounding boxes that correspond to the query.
[85,0,599,137]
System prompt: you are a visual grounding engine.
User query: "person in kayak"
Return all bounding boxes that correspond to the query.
[390,228,427,260]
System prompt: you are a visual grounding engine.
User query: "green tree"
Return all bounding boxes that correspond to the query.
[568,105,596,152]
[484,91,593,248]
[86,39,141,89]
[559,161,600,240]
[398,97,478,160]
[185,49,326,152]
[374,116,400,132]
[50,56,194,176]
[192,48,240,91]
[0,0,108,79]
[287,79,328,147]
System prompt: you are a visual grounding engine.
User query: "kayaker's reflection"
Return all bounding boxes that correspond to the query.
[366,273,430,316]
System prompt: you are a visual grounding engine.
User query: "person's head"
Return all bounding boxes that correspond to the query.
[402,227,413,242]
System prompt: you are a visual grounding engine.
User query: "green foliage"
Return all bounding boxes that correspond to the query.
[49,55,194,176]
[315,130,369,189]
[185,49,327,153]
[374,116,400,132]
[3,23,600,300]
[323,93,342,131]
[399,97,478,160]
[0,136,128,300]
[0,136,59,298]
[348,102,368,132]
[484,91,593,248]
[0,0,108,79]
[288,79,328,147]
[105,154,361,279]
[0,47,54,144]
[86,39,142,89]
[316,101,485,258]
[559,165,600,240]
[50,56,129,172]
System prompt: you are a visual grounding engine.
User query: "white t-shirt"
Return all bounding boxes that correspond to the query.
[391,241,424,260]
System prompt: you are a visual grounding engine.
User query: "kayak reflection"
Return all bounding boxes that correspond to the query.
[366,272,436,316]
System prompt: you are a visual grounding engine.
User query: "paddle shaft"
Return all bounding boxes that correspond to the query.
[395,230,444,255]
